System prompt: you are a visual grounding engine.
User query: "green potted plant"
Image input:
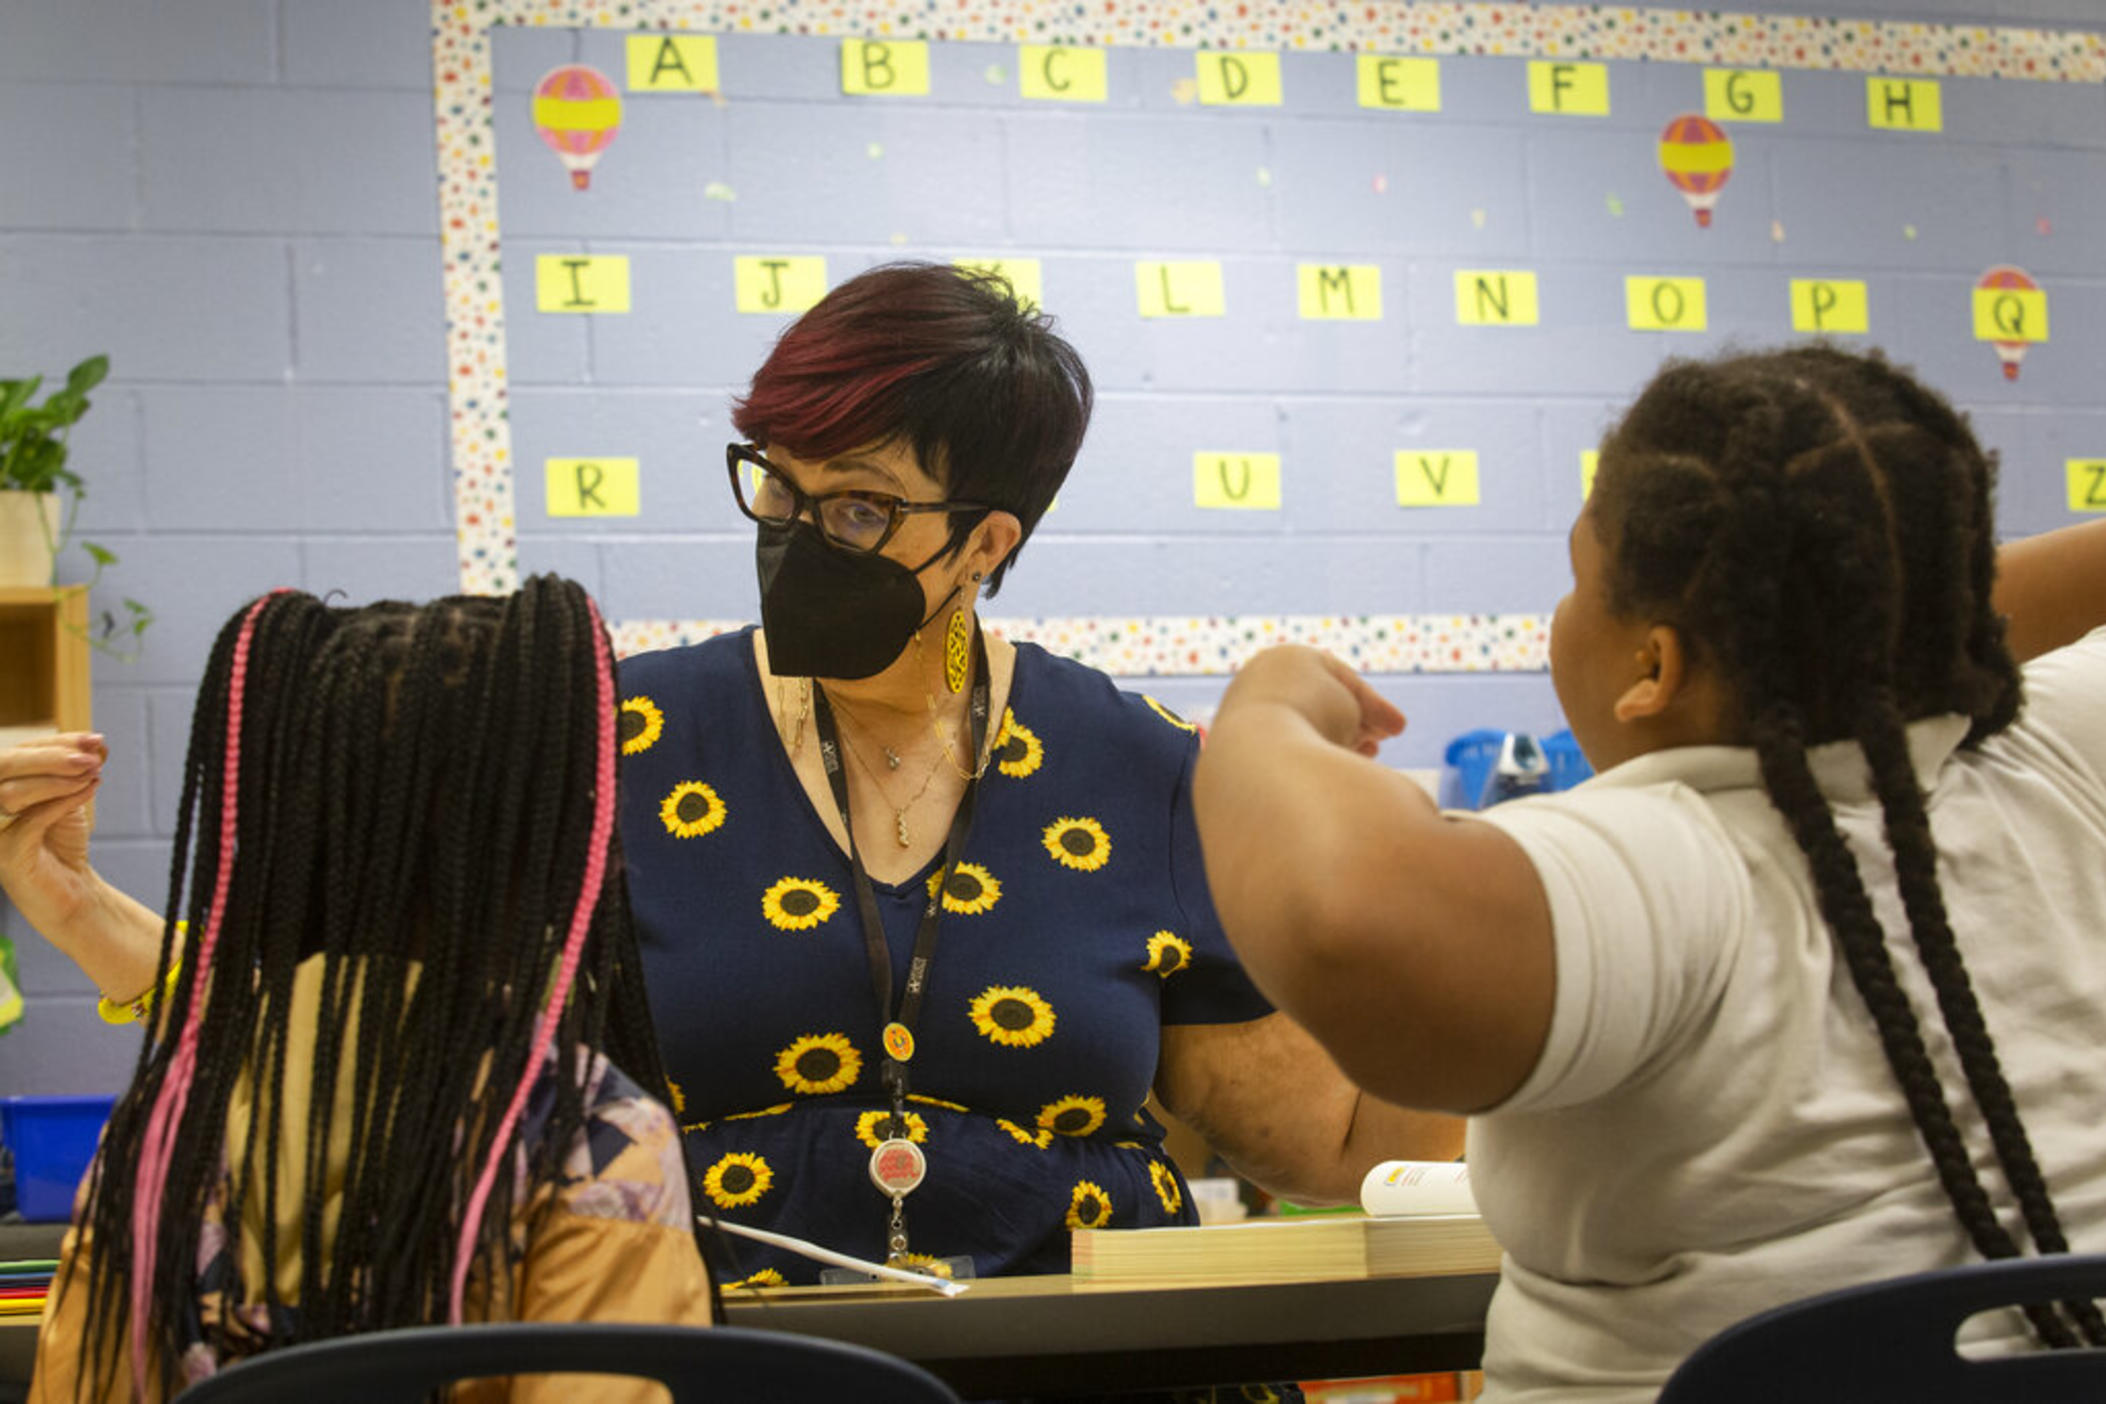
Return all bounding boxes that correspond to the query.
[0,355,150,649]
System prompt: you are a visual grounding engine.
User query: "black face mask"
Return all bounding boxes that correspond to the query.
[756,519,958,680]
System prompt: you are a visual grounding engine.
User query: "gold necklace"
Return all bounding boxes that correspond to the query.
[825,690,903,769]
[776,677,811,756]
[929,698,990,782]
[834,712,947,847]
[914,627,991,781]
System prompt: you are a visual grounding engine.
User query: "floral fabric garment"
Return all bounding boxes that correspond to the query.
[32,1047,709,1404]
[619,629,1270,1285]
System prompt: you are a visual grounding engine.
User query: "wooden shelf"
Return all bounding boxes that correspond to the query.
[0,586,91,743]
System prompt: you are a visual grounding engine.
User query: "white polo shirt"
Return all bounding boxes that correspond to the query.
[1468,626,2106,1403]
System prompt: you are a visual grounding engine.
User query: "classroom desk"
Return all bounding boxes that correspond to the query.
[724,1271,1498,1397]
[0,1216,1498,1398]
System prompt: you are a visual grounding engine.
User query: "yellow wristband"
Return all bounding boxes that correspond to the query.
[98,962,181,1025]
[97,924,186,1025]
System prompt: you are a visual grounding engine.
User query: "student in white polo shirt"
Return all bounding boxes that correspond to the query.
[1193,344,2106,1402]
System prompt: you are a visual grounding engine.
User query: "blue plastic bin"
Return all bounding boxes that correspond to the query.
[1437,729,1506,811]
[1439,728,1595,811]
[1,1094,117,1222]
[1543,729,1595,792]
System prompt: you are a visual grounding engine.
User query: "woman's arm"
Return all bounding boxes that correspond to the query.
[1191,646,1556,1115]
[1156,1013,1465,1206]
[1996,517,2106,663]
[0,733,165,1000]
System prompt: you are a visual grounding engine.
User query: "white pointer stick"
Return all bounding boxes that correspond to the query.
[703,1218,971,1297]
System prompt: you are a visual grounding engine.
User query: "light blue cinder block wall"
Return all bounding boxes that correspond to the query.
[0,0,453,1093]
[1,0,2103,1094]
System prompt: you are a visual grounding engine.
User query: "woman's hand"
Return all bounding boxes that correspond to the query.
[0,733,164,1000]
[0,733,107,935]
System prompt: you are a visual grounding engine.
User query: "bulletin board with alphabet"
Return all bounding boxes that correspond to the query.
[430,0,2106,678]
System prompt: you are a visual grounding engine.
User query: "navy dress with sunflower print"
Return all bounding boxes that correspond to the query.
[616,627,1271,1285]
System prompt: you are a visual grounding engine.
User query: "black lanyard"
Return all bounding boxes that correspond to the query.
[808,628,990,1118]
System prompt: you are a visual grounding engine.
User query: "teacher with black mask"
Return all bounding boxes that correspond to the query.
[614,261,1459,1285]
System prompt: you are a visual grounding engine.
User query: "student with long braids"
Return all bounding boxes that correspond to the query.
[7,578,712,1402]
[1192,345,2106,1401]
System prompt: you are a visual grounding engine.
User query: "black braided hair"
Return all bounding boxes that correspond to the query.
[65,576,710,1399]
[1589,345,2102,1347]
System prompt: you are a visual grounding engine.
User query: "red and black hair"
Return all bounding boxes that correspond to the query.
[731,260,1092,595]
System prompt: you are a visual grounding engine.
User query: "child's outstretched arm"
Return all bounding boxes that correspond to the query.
[1192,646,1555,1115]
[1996,517,2106,662]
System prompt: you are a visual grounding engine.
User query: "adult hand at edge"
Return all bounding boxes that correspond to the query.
[0,733,107,938]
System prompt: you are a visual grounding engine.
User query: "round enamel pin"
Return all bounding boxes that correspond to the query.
[882,1021,916,1062]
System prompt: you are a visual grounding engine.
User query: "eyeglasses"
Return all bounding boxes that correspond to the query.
[726,443,993,556]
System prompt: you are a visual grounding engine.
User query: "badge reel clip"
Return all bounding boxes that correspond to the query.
[817,1121,976,1285]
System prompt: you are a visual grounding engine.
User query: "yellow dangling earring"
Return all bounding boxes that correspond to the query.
[944,598,974,694]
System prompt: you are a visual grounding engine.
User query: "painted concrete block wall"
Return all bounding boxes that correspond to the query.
[496,22,2105,716]
[0,0,450,1093]
[1,0,2103,1095]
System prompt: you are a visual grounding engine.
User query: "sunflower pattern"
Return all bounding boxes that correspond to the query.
[1038,1094,1108,1139]
[1150,1159,1184,1215]
[666,1080,687,1116]
[998,1118,1055,1149]
[620,695,666,756]
[969,985,1057,1048]
[762,876,840,931]
[854,1108,930,1148]
[893,1252,957,1279]
[927,861,1002,915]
[660,780,728,839]
[1065,1179,1114,1231]
[991,710,1043,778]
[1144,930,1194,978]
[1143,694,1200,733]
[617,634,1281,1282]
[1042,816,1112,872]
[703,1151,774,1209]
[774,1033,862,1096]
[727,1268,788,1290]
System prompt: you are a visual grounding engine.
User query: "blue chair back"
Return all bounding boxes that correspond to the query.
[1658,1253,2106,1403]
[174,1322,962,1404]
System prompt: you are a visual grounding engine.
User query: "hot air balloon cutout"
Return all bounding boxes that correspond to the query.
[1976,265,2044,382]
[534,65,622,191]
[1659,114,1733,229]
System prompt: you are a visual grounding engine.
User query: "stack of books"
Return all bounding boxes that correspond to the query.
[0,1260,55,1320]
[1071,1160,1500,1288]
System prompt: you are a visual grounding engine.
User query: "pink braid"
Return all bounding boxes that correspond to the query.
[447,597,617,1323]
[129,591,280,1394]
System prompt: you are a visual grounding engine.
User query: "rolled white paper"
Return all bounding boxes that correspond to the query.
[701,1217,970,1296]
[1359,1160,1478,1218]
